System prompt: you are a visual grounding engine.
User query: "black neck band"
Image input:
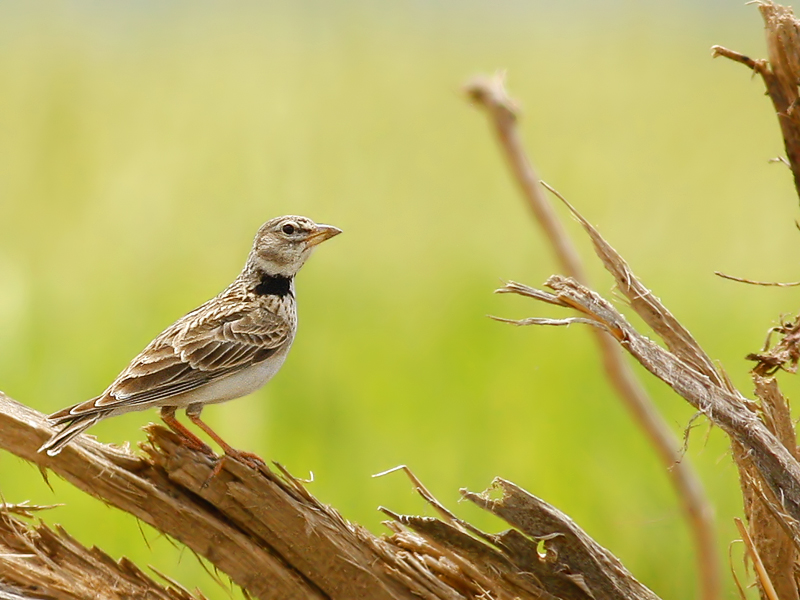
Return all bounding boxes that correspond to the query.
[254,272,293,297]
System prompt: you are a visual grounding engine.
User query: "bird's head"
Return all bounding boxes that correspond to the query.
[249,215,342,277]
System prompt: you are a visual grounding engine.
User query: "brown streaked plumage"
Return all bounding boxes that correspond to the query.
[40,215,341,458]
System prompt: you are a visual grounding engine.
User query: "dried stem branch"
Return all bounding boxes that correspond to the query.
[465,72,720,600]
[558,188,800,598]
[744,336,800,599]
[712,2,800,202]
[713,7,800,590]
[714,271,800,287]
[502,273,800,523]
[464,73,585,281]
[495,192,800,535]
[734,518,780,600]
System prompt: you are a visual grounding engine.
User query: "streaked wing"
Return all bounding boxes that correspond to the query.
[67,303,290,415]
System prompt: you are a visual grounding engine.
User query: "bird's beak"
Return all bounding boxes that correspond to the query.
[306,224,342,247]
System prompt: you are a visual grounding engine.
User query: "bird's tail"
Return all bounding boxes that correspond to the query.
[39,410,109,456]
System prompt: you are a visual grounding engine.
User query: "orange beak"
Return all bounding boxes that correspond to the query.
[306,224,342,247]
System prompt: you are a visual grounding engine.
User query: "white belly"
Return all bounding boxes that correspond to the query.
[163,343,292,408]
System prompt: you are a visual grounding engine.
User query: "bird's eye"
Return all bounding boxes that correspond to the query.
[282,224,296,235]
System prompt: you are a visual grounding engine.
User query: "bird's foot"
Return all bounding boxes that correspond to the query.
[161,407,216,457]
[179,435,216,458]
[184,410,266,471]
[225,448,267,470]
[202,449,266,487]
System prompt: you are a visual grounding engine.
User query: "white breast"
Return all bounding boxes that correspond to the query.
[161,340,293,409]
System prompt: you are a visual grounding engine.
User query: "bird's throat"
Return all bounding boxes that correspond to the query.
[254,272,293,297]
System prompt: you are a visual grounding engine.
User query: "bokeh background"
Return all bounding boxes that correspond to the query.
[0,1,798,597]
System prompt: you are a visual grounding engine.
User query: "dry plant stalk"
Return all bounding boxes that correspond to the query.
[739,325,800,600]
[464,73,719,600]
[712,1,800,200]
[734,517,780,600]
[496,195,800,599]
[0,392,661,600]
[711,3,800,597]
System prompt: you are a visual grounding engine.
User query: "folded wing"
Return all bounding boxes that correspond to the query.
[51,304,290,420]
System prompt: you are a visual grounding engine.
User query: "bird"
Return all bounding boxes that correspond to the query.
[39,215,341,460]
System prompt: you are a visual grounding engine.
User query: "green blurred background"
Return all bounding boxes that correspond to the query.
[0,1,797,597]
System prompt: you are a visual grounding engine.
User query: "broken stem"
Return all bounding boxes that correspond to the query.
[734,518,780,600]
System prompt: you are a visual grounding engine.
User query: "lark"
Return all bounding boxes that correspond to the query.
[39,215,341,459]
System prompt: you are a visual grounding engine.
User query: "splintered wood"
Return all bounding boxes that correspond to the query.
[0,503,205,600]
[0,394,659,600]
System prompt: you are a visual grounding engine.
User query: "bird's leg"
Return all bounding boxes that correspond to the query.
[184,404,266,469]
[160,406,214,455]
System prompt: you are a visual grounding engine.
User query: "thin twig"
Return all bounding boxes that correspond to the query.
[465,72,720,600]
[768,156,790,166]
[373,465,495,545]
[734,518,780,600]
[728,540,748,600]
[715,271,800,287]
[374,465,461,525]
[711,45,766,72]
[489,315,608,329]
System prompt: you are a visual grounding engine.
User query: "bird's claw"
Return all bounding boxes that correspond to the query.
[201,450,266,489]
[227,449,267,470]
[179,436,216,457]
